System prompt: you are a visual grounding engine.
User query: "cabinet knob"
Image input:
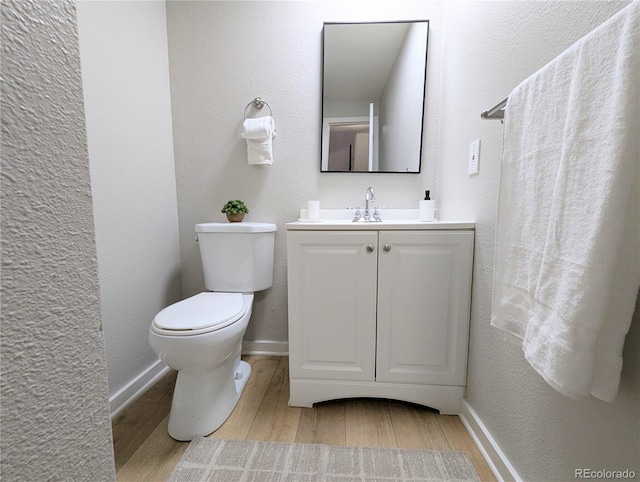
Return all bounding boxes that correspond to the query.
[384,244,391,251]
[367,245,375,252]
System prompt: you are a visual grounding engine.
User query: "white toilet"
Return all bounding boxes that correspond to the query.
[149,222,276,441]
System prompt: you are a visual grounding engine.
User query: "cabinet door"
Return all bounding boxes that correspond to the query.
[376,231,473,385]
[287,231,378,381]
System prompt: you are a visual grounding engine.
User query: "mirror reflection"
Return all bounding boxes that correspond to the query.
[321,21,429,173]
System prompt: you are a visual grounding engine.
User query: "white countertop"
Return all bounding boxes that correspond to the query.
[285,220,475,231]
[285,210,474,231]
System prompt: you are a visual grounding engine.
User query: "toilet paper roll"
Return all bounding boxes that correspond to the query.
[307,201,320,220]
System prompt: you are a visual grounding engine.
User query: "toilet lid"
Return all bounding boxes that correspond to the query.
[152,292,247,335]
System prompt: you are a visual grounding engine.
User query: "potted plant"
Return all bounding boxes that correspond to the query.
[221,199,249,223]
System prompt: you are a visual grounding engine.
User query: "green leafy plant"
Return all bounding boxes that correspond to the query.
[221,200,249,215]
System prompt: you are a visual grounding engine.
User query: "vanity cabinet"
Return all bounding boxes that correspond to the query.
[286,226,474,414]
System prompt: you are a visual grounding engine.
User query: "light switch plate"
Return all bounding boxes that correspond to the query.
[469,139,480,175]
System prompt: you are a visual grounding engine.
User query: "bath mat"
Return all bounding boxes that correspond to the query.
[168,437,480,481]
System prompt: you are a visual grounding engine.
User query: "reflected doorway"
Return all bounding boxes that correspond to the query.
[328,123,369,171]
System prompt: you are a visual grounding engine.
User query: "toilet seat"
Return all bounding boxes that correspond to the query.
[151,292,248,336]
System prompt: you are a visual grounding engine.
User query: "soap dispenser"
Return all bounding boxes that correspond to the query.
[419,190,435,222]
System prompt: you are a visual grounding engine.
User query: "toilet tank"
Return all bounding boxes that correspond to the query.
[195,222,276,293]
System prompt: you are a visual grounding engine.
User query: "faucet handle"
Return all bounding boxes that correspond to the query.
[373,207,382,222]
[352,207,362,222]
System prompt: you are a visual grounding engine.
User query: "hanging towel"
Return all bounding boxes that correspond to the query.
[242,116,276,165]
[491,2,639,402]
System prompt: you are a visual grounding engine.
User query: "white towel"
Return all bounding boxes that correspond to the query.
[242,116,276,165]
[491,2,639,401]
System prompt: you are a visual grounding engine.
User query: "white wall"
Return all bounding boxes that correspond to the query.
[166,0,444,344]
[1,0,115,478]
[437,1,638,480]
[77,0,182,407]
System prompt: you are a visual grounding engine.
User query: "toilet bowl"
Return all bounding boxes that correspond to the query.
[149,222,276,441]
[149,292,254,441]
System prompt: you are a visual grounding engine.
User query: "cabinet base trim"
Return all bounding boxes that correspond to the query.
[289,379,463,414]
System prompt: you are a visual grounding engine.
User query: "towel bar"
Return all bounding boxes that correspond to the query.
[481,97,508,120]
[244,97,273,119]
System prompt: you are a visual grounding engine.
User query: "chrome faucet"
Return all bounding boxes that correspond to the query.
[364,187,375,221]
[351,187,383,222]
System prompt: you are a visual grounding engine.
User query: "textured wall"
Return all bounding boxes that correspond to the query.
[437,1,638,479]
[76,0,182,400]
[1,0,115,480]
[166,0,444,343]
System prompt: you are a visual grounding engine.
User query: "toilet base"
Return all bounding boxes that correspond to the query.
[167,356,252,441]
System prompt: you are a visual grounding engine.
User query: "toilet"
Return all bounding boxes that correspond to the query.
[149,222,276,441]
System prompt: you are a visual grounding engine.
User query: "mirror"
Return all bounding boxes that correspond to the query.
[321,21,429,173]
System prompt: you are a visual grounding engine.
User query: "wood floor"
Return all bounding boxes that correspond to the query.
[113,355,496,481]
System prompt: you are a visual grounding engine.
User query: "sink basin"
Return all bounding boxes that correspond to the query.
[298,208,420,223]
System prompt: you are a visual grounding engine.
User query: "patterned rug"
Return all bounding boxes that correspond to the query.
[168,437,480,481]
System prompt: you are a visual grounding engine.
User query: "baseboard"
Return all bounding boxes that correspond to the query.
[459,400,522,482]
[109,358,170,420]
[242,340,288,356]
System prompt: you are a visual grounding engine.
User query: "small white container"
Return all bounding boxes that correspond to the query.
[419,200,434,222]
[306,200,320,220]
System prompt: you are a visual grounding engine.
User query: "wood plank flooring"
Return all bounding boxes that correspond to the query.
[113,355,496,481]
